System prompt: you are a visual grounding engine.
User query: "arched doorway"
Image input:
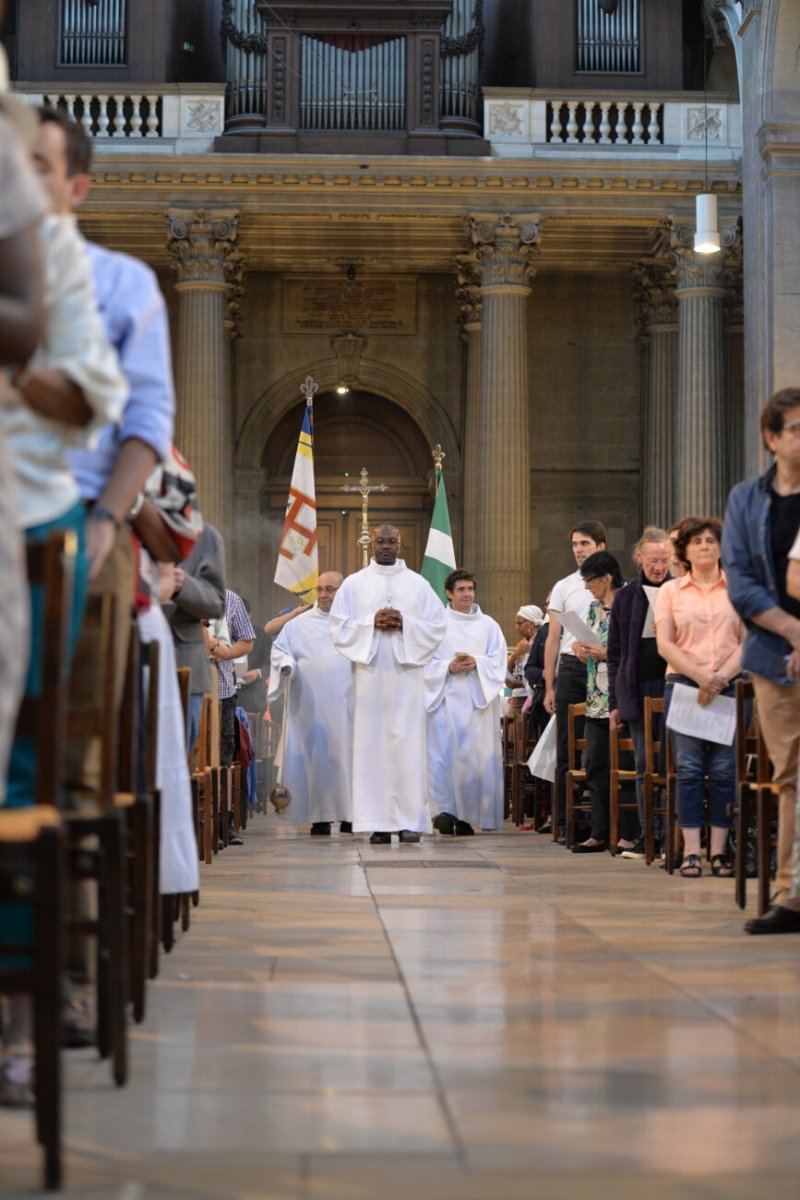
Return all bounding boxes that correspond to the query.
[261,389,436,588]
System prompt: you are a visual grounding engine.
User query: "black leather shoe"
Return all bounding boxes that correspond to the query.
[571,840,608,854]
[340,821,353,834]
[454,820,474,836]
[370,831,391,845]
[310,822,332,836]
[744,905,800,935]
[433,813,455,836]
[399,830,421,844]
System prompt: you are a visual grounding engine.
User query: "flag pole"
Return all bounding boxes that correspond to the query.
[273,375,319,600]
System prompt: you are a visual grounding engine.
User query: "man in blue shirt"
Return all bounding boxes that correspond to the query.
[38,108,174,799]
[722,388,800,935]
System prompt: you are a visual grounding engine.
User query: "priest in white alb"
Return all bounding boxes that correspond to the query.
[268,571,354,834]
[424,569,507,834]
[329,524,447,844]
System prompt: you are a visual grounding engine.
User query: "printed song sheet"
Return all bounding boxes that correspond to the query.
[665,682,736,746]
[642,586,661,638]
[554,609,601,646]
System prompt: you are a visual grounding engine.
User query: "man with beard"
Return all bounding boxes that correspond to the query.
[330,525,446,844]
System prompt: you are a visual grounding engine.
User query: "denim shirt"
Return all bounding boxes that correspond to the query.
[721,464,794,683]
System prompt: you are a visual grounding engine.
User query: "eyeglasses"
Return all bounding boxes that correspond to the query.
[642,558,670,567]
[781,421,800,438]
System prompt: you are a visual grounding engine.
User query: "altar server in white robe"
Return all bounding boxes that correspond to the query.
[268,571,354,833]
[425,570,507,834]
[330,524,447,843]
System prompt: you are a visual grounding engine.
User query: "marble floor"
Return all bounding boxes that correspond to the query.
[3,815,800,1199]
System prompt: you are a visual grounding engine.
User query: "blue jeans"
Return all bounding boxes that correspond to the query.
[664,675,735,830]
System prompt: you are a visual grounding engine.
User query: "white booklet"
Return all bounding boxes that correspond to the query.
[553,608,601,646]
[641,585,661,638]
[665,682,737,746]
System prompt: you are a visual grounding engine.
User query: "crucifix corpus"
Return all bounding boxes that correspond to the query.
[342,467,388,567]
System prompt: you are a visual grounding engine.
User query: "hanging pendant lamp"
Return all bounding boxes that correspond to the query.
[694,22,720,254]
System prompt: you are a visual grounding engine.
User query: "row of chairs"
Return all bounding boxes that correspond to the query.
[506,685,779,908]
[0,531,267,1189]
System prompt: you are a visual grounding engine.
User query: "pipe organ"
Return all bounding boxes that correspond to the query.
[60,0,127,67]
[577,0,640,74]
[300,36,406,132]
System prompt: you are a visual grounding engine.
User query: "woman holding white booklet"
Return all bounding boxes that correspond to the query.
[654,517,745,878]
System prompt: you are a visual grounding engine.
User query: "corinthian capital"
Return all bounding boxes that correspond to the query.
[467,213,541,289]
[166,209,240,286]
[633,262,678,328]
[669,219,741,292]
[454,252,482,325]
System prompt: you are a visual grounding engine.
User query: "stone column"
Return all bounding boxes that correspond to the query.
[724,253,745,493]
[468,213,540,634]
[670,223,736,519]
[166,209,240,540]
[634,263,678,529]
[454,253,482,569]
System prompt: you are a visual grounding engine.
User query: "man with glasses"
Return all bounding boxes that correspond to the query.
[723,389,800,935]
[268,572,354,835]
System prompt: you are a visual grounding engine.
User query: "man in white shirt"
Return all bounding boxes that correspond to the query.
[543,520,608,841]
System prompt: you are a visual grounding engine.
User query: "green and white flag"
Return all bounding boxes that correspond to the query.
[421,467,457,604]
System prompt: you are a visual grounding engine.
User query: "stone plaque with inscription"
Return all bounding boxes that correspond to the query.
[283,276,417,335]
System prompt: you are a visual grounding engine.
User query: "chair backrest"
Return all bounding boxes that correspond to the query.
[176,666,191,730]
[15,532,76,806]
[141,638,161,794]
[567,702,587,770]
[609,720,635,772]
[195,694,213,772]
[735,678,756,785]
[65,592,117,807]
[643,695,664,781]
[117,620,141,795]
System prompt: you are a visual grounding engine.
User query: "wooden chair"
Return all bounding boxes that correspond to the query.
[642,696,667,866]
[12,532,74,805]
[753,706,779,915]
[144,641,164,980]
[116,625,155,1027]
[513,710,539,826]
[734,679,758,909]
[1,531,75,1188]
[63,592,129,1087]
[0,808,67,1190]
[191,694,214,867]
[609,721,637,854]
[501,714,515,820]
[564,702,588,849]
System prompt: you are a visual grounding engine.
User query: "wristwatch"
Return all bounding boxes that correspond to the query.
[89,504,121,530]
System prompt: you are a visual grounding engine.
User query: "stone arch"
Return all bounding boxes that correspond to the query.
[235,356,462,476]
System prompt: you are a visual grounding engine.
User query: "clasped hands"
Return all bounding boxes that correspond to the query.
[449,654,476,674]
[374,606,403,632]
[696,669,728,708]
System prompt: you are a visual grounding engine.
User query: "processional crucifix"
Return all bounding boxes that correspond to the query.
[342,468,388,567]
